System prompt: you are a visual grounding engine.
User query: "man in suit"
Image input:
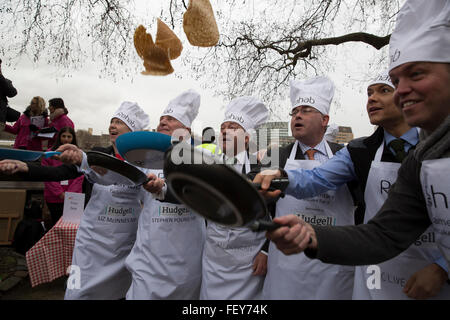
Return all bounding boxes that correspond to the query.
[257,0,450,300]
[253,70,449,299]
[258,76,357,299]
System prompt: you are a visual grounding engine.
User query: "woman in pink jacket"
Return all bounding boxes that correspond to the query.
[42,126,83,228]
[5,96,49,151]
[45,98,74,148]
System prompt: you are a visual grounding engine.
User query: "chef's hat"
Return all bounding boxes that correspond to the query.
[161,89,201,128]
[389,0,450,72]
[367,69,394,89]
[221,96,268,131]
[112,101,149,131]
[289,76,335,115]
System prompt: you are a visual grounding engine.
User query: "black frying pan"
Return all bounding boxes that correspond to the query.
[86,151,149,186]
[163,142,289,231]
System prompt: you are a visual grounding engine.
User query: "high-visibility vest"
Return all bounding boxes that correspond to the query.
[198,143,222,156]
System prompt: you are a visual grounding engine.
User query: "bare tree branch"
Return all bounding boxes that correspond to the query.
[0,0,400,105]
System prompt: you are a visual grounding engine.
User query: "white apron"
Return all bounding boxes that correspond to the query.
[352,144,450,299]
[125,168,206,300]
[263,141,355,300]
[200,154,267,300]
[65,182,144,300]
[421,159,450,278]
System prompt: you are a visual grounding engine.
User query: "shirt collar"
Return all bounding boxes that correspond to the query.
[224,150,247,164]
[383,127,419,148]
[234,150,248,165]
[297,139,327,157]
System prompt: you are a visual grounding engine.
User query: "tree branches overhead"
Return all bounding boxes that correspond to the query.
[0,0,402,103]
[185,0,399,105]
[1,0,133,76]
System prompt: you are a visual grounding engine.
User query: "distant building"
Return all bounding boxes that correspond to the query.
[328,126,354,145]
[255,122,295,149]
[255,122,354,148]
[335,126,354,145]
[75,130,110,151]
[0,128,113,151]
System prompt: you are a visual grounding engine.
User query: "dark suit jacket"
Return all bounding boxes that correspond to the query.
[6,146,114,206]
[306,120,445,268]
[247,140,352,251]
[347,126,418,223]
[248,139,366,224]
[347,126,404,193]
[248,139,345,193]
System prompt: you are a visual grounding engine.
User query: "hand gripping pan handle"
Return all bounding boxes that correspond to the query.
[247,220,283,232]
[252,177,289,192]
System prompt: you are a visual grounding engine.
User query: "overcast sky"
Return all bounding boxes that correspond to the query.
[2,0,390,138]
[4,52,379,138]
[5,58,227,136]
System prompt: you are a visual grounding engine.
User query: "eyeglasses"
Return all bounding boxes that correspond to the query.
[289,106,320,117]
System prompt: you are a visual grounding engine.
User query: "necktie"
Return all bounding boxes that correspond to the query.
[389,139,407,162]
[241,163,247,174]
[305,149,316,160]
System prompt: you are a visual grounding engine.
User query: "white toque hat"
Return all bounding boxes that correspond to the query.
[389,0,450,72]
[161,89,201,127]
[367,69,394,89]
[289,76,335,115]
[112,101,150,131]
[222,96,268,131]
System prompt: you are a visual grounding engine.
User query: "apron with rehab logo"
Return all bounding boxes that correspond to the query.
[263,140,355,300]
[65,182,144,300]
[125,168,206,300]
[421,158,450,280]
[200,155,267,300]
[352,144,450,300]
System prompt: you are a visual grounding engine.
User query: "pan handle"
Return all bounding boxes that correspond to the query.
[252,177,289,197]
[247,220,283,232]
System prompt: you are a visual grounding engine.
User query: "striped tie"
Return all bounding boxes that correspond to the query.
[305,149,316,160]
[389,139,407,162]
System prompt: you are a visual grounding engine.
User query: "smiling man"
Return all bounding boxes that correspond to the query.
[0,101,151,299]
[254,70,450,299]
[390,62,450,133]
[61,101,150,300]
[260,0,450,298]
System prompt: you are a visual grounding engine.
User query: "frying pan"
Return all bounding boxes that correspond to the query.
[0,148,61,161]
[163,143,289,231]
[86,151,149,186]
[115,131,172,169]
